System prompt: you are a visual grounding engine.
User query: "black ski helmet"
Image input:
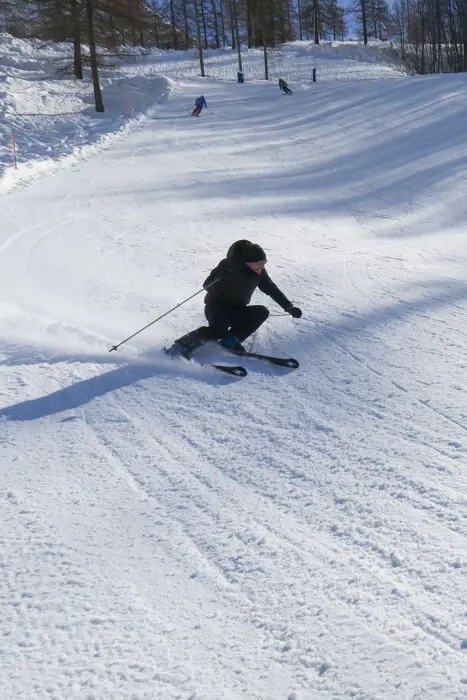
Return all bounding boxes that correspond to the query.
[227,240,253,259]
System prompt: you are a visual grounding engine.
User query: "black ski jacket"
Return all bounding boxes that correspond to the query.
[203,256,292,310]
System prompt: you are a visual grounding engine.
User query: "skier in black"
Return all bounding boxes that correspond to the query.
[165,240,302,358]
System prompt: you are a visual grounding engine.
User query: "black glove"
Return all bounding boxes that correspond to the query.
[286,306,302,318]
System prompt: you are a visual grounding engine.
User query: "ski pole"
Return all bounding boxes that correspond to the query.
[108,280,218,352]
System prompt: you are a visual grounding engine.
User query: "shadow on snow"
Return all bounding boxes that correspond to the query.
[1,277,467,422]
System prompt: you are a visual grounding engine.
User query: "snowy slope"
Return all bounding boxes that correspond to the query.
[0,37,407,192]
[1,39,467,700]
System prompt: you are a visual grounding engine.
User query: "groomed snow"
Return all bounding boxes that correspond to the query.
[1,38,467,700]
[0,37,407,193]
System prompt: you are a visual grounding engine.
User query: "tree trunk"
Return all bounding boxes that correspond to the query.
[286,0,292,39]
[263,36,269,78]
[270,0,276,47]
[232,0,242,70]
[260,0,268,78]
[421,15,426,73]
[279,4,286,43]
[298,0,303,39]
[194,0,205,75]
[200,0,208,47]
[361,0,368,44]
[71,0,83,79]
[435,0,442,72]
[154,10,160,48]
[406,0,411,44]
[229,0,237,51]
[247,0,254,47]
[314,0,320,44]
[211,0,220,48]
[228,0,236,48]
[170,0,178,49]
[132,0,140,46]
[183,0,190,48]
[109,11,118,49]
[86,0,104,112]
[219,0,227,46]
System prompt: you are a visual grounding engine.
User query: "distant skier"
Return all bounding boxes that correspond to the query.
[278,78,292,95]
[164,240,302,358]
[192,95,207,116]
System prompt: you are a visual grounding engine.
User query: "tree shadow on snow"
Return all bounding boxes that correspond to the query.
[106,78,467,239]
[295,278,467,359]
[158,107,467,238]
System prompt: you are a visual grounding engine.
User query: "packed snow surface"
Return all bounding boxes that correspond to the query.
[1,37,467,700]
[0,37,407,190]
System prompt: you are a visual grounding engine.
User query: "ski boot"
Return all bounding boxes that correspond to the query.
[219,335,246,353]
[163,342,191,359]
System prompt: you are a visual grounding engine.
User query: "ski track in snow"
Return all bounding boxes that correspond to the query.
[1,38,467,700]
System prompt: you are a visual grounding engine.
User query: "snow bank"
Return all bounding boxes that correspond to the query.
[118,40,409,84]
[0,36,173,193]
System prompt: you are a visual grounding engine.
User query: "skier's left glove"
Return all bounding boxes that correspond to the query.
[286,306,302,318]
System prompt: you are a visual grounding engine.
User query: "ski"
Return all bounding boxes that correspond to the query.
[205,363,247,377]
[163,348,247,377]
[225,349,299,369]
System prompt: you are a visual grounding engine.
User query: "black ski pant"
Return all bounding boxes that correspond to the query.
[175,300,269,354]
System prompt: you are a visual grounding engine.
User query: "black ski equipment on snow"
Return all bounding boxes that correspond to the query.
[205,363,247,376]
[225,349,299,368]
